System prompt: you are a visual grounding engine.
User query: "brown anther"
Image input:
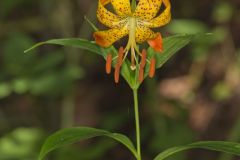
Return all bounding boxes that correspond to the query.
[117,47,124,66]
[114,65,120,83]
[106,54,112,74]
[114,47,124,83]
[149,58,156,78]
[140,49,147,68]
[138,49,147,83]
[138,67,144,83]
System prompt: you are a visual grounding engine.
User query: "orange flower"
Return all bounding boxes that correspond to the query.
[94,0,171,82]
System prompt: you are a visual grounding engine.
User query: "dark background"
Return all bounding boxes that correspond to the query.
[0,0,240,160]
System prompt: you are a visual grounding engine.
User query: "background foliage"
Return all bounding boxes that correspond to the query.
[0,0,240,160]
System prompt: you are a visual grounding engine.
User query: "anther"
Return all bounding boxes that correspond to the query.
[117,47,124,66]
[138,49,147,83]
[106,54,112,74]
[140,49,147,68]
[138,67,144,83]
[149,57,156,78]
[114,47,124,83]
[114,65,120,83]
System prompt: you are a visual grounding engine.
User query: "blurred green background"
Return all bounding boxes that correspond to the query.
[0,0,240,160]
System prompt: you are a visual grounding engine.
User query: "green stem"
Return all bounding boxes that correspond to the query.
[131,0,137,12]
[133,89,141,160]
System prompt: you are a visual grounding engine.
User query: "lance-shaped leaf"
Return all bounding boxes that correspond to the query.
[154,141,240,160]
[147,34,196,69]
[24,38,133,86]
[39,127,137,160]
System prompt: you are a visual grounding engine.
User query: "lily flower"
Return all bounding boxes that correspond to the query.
[94,0,171,83]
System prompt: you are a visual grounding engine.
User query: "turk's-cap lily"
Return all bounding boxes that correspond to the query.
[93,0,171,83]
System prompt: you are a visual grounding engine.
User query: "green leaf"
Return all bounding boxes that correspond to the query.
[24,38,134,87]
[24,38,102,55]
[134,34,199,88]
[154,141,240,160]
[24,34,200,89]
[38,127,137,160]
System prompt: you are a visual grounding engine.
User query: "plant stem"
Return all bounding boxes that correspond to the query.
[133,89,141,160]
[131,0,137,12]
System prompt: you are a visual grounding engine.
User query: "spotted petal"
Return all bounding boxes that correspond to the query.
[97,0,122,28]
[111,0,132,17]
[100,0,111,5]
[147,33,163,52]
[133,0,163,20]
[145,0,171,28]
[135,26,158,43]
[94,27,129,47]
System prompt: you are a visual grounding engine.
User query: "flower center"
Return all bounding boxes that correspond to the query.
[124,17,139,70]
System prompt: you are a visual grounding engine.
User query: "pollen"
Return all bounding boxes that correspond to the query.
[138,49,147,83]
[114,66,120,83]
[138,68,144,83]
[149,57,156,78]
[117,47,124,66]
[106,54,112,74]
[140,49,147,68]
[114,47,124,83]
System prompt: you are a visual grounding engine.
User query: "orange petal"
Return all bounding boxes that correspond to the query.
[149,58,156,78]
[147,33,163,53]
[100,0,111,5]
[106,54,112,74]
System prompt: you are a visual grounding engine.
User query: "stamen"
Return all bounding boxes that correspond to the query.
[138,49,147,83]
[114,47,124,83]
[140,49,147,68]
[114,65,120,83]
[117,47,124,66]
[149,57,156,78]
[138,67,144,83]
[106,54,112,74]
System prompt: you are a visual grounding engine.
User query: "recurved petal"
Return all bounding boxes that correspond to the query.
[135,25,158,43]
[97,0,122,28]
[94,27,129,48]
[145,0,171,28]
[100,0,111,5]
[133,0,163,20]
[111,0,132,17]
[147,33,163,52]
